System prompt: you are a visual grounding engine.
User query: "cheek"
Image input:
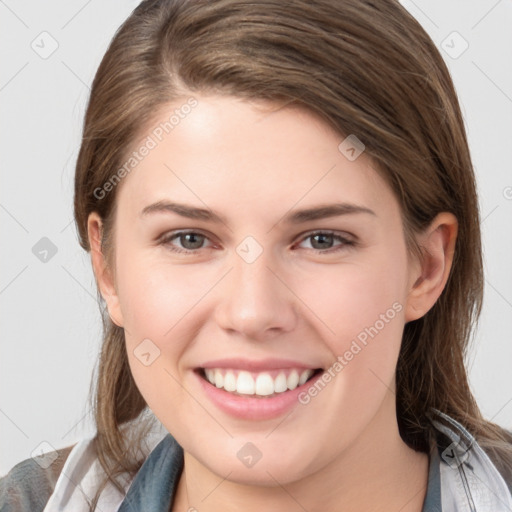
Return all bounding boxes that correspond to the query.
[115,247,204,339]
[297,247,407,347]
[292,246,407,408]
[118,260,203,426]
[114,245,228,416]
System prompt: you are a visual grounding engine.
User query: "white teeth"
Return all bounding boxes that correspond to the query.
[236,371,255,395]
[214,369,224,388]
[203,368,316,396]
[274,372,288,393]
[287,370,299,390]
[223,371,237,392]
[299,369,311,385]
[255,373,274,396]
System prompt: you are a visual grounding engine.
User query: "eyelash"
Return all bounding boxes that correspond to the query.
[158,230,356,255]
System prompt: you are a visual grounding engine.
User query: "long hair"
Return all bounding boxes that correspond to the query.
[73,1,512,508]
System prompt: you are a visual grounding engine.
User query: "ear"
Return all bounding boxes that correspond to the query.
[87,212,124,327]
[404,212,458,322]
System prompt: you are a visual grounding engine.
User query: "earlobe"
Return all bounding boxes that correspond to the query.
[404,212,458,322]
[87,212,124,327]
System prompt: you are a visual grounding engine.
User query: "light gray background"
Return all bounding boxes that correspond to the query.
[1,0,511,474]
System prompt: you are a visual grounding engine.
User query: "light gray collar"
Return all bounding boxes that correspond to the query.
[429,408,512,511]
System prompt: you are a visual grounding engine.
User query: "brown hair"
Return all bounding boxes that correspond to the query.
[73,0,512,508]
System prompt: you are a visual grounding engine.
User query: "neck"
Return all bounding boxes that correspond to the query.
[172,394,430,512]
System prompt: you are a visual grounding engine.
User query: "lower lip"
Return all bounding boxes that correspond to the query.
[195,370,323,421]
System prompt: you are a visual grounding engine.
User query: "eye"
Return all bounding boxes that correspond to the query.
[159,231,213,253]
[296,231,356,253]
[159,229,356,255]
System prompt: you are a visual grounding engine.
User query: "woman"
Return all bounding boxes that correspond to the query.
[1,0,511,511]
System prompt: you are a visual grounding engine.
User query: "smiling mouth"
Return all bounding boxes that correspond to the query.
[196,367,323,398]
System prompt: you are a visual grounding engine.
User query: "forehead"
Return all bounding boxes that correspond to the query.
[115,94,396,223]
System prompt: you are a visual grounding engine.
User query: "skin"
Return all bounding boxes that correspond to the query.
[88,94,457,512]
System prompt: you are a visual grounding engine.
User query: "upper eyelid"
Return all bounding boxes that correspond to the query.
[160,229,215,243]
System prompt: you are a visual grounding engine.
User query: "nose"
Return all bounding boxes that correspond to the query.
[214,248,298,341]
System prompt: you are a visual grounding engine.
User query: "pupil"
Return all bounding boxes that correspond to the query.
[182,233,203,249]
[312,234,333,249]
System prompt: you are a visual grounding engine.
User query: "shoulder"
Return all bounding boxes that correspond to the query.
[479,428,512,496]
[0,445,74,512]
[0,422,170,512]
[429,408,512,506]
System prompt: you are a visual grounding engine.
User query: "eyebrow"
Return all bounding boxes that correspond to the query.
[140,200,376,224]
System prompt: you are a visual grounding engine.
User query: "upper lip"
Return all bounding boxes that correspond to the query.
[197,358,323,372]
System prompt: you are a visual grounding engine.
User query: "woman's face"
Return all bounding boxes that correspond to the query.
[97,94,424,484]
